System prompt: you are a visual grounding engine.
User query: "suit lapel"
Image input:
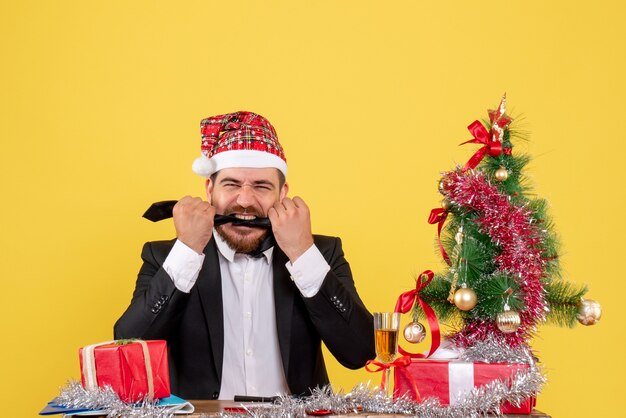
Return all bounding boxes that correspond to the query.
[273,247,296,379]
[196,239,224,383]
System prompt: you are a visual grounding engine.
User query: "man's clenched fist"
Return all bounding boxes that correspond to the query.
[268,196,314,263]
[173,196,215,254]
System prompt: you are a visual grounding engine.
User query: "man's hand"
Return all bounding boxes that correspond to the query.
[173,196,215,254]
[268,196,315,263]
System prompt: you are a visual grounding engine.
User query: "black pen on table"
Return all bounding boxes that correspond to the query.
[233,395,279,403]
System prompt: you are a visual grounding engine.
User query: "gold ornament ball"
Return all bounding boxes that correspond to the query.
[495,167,509,182]
[496,310,521,333]
[441,198,452,211]
[576,299,602,325]
[403,321,426,344]
[453,288,477,311]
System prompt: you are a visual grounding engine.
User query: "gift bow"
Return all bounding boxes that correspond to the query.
[461,120,503,171]
[428,208,451,266]
[395,270,441,359]
[365,355,421,400]
[81,340,155,401]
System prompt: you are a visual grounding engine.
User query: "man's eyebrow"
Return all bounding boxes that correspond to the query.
[218,177,241,184]
[252,180,275,187]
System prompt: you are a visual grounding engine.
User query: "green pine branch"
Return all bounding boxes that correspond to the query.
[441,214,497,287]
[471,272,524,321]
[543,280,588,327]
[528,198,562,280]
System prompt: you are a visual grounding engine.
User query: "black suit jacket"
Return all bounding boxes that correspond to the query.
[114,235,375,399]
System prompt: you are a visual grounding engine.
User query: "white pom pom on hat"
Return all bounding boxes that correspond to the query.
[191,154,215,177]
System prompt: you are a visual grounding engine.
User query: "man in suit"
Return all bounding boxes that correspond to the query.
[114,111,375,400]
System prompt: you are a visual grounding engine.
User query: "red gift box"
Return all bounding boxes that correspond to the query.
[394,359,536,414]
[79,340,170,402]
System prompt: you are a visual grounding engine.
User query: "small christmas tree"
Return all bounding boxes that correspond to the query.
[412,95,601,351]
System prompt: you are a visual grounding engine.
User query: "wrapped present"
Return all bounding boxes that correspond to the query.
[79,339,170,402]
[394,359,536,414]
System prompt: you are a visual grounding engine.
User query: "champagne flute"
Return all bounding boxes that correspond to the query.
[373,312,401,397]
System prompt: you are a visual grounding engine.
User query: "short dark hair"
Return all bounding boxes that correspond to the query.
[210,169,286,189]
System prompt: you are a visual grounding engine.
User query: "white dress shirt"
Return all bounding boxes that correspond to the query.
[161,231,330,399]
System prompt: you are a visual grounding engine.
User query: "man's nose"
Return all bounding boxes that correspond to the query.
[236,185,255,207]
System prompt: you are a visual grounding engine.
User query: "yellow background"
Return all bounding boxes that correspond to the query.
[1,1,623,416]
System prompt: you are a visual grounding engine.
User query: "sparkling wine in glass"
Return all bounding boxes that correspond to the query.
[375,327,398,363]
[373,312,401,396]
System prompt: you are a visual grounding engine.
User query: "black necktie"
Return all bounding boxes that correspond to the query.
[142,200,274,257]
[247,234,276,258]
[142,200,271,228]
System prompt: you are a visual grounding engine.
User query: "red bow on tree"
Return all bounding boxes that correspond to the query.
[428,208,451,266]
[461,94,512,171]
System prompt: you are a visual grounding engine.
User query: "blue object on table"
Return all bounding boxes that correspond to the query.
[39,394,191,415]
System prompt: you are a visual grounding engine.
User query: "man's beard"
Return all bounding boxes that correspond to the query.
[214,205,268,254]
[215,225,268,254]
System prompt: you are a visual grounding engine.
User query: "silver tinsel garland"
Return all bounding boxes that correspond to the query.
[214,367,545,418]
[57,381,175,418]
[58,338,544,418]
[457,338,537,364]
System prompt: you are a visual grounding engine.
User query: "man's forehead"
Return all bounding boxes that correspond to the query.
[215,167,281,183]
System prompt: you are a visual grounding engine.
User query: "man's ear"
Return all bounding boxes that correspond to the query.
[279,182,289,201]
[205,178,213,205]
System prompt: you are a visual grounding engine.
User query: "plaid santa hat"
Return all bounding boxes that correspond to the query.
[192,111,287,177]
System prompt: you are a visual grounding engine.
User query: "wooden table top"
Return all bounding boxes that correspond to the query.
[187,400,551,417]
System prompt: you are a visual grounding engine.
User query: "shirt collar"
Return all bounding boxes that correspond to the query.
[213,229,273,263]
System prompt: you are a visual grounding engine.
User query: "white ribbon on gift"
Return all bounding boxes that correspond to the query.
[81,340,155,400]
[422,338,477,405]
[448,362,475,405]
